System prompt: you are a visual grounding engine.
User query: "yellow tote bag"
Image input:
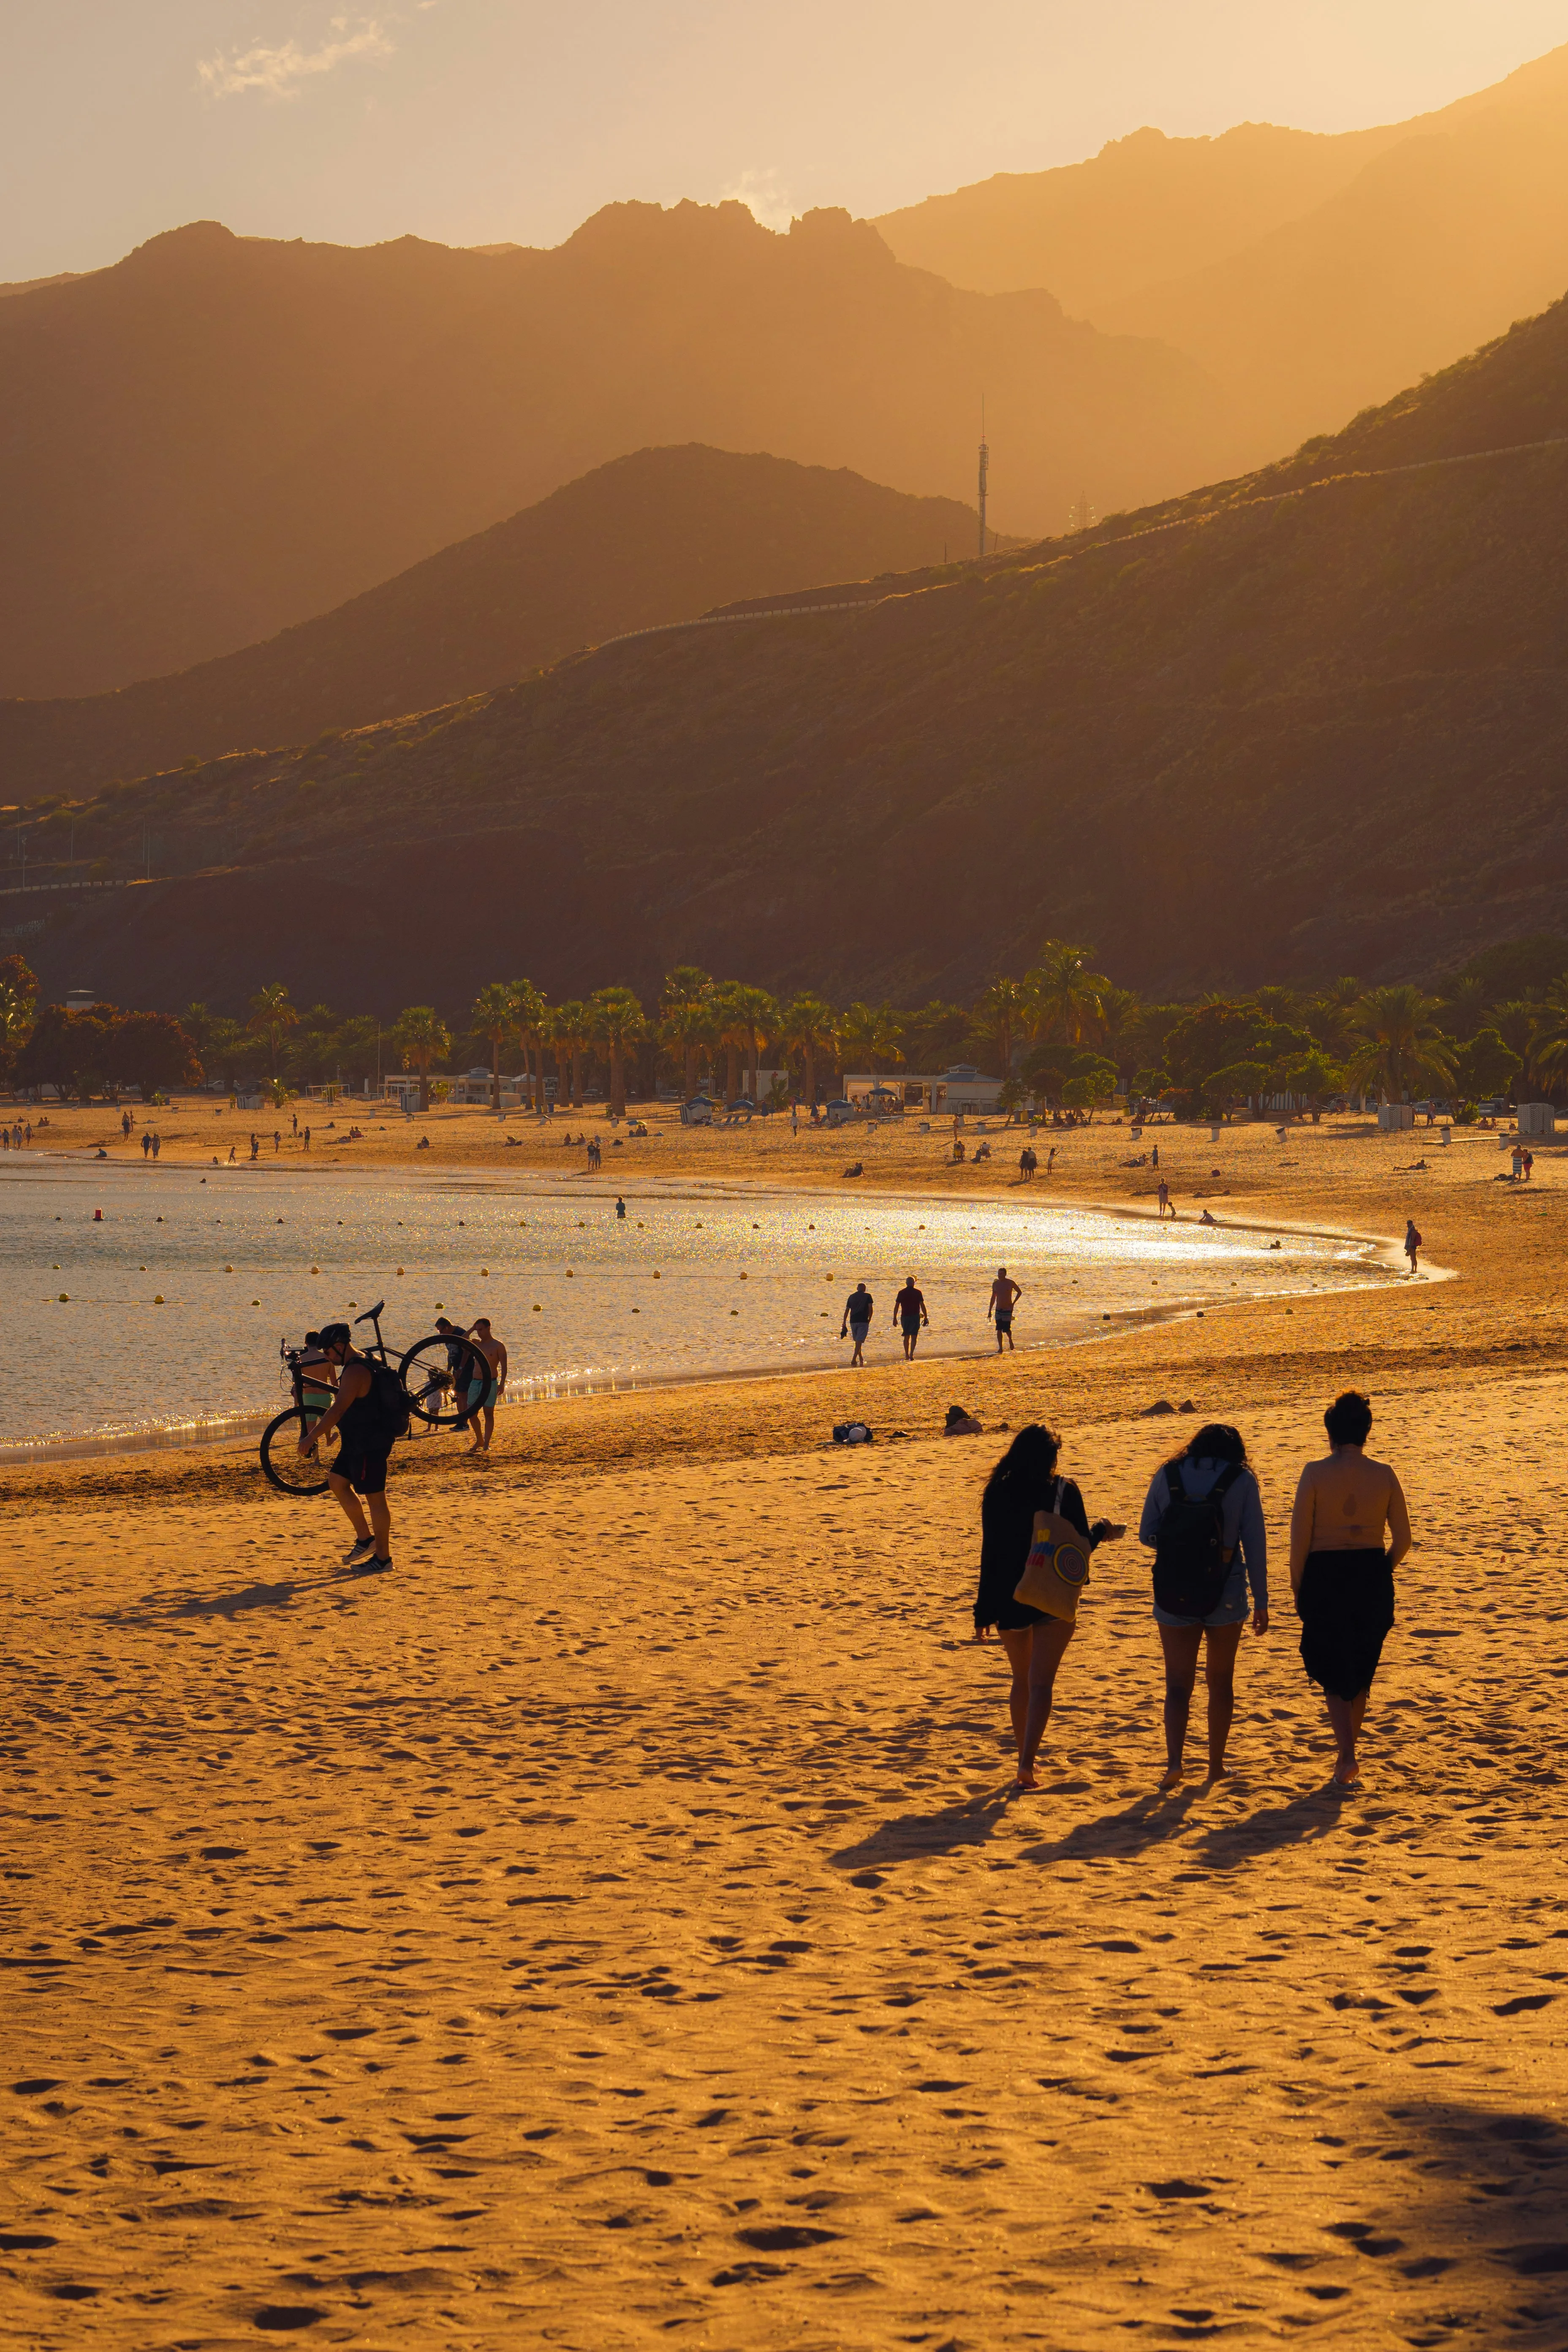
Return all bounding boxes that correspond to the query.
[1012,1478,1092,1624]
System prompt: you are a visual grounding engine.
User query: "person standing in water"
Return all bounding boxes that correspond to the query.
[989,1267,1022,1351]
[893,1275,929,1359]
[615,1196,627,1219]
[841,1282,874,1366]
[973,1423,1122,1792]
[1404,1219,1423,1275]
[1290,1390,1411,1788]
[1138,1423,1268,1789]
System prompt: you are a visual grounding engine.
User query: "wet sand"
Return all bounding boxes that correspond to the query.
[4,1109,1567,2347]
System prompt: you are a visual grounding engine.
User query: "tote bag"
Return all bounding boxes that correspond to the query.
[1012,1477,1092,1624]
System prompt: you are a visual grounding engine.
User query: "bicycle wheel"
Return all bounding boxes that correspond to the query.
[398,1335,489,1428]
[261,1405,342,1496]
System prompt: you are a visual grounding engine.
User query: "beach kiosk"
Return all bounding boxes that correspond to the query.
[680,1094,715,1127]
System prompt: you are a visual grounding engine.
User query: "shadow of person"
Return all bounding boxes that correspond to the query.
[830,1793,1009,1879]
[1018,1784,1201,1865]
[1191,1788,1362,1871]
[98,1569,356,1627]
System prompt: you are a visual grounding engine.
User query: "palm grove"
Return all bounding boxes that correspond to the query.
[8,934,1568,1116]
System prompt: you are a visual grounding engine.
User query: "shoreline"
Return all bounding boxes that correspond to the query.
[0,1169,1397,1464]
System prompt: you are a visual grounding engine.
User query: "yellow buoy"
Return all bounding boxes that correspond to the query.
[632,1306,640,1313]
[252,1298,261,1305]
[481,1268,489,1276]
[58,1293,69,1302]
[566,1268,574,1277]
[739,1271,747,1280]
[310,1265,319,1274]
[653,1270,660,1279]
[533,1304,541,1312]
[396,1266,404,1275]
[225,1264,234,1272]
[154,1295,164,1304]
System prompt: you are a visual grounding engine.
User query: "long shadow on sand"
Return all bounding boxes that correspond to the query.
[1190,1786,1364,1871]
[829,1793,1011,1876]
[1016,1785,1202,1866]
[98,1569,364,1627]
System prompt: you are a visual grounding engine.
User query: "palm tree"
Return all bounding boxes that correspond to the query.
[706,981,752,1105]
[391,1005,451,1114]
[973,977,1025,1075]
[1095,984,1145,1083]
[837,1002,905,1084]
[777,992,838,1108]
[1345,985,1455,1104]
[247,981,299,1078]
[728,984,777,1100]
[660,964,712,1016]
[470,982,518,1111]
[1433,973,1492,1043]
[550,1000,588,1109]
[1307,975,1366,1056]
[1251,984,1300,1027]
[1024,940,1109,1046]
[1491,999,1544,1089]
[1528,981,1568,1086]
[509,979,548,1109]
[661,998,712,1101]
[586,986,647,1117]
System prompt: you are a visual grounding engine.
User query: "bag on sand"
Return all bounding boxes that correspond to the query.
[1153,1459,1242,1617]
[833,1421,874,1445]
[1013,1477,1092,1624]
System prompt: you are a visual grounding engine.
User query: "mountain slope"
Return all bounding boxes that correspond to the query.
[0,446,997,805]
[0,204,1226,701]
[880,44,1568,472]
[24,290,1568,1012]
[876,117,1405,312]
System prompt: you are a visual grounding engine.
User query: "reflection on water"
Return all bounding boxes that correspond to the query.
[0,1160,1385,1452]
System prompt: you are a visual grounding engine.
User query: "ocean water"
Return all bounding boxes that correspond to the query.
[0,1160,1387,1453]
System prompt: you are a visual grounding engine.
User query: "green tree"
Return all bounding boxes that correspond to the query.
[1433,973,1492,1043]
[1305,976,1366,1056]
[586,986,647,1117]
[550,1000,588,1109]
[0,952,38,1083]
[1345,986,1455,1104]
[111,1012,202,1101]
[973,977,1025,1076]
[1456,1028,1523,1102]
[1282,1049,1345,1121]
[471,980,519,1111]
[900,999,970,1073]
[509,980,548,1109]
[777,993,839,1108]
[1061,1055,1118,1118]
[661,997,713,1102]
[727,984,777,1100]
[837,1002,905,1084]
[1024,940,1109,1046]
[246,982,299,1079]
[391,1005,451,1114]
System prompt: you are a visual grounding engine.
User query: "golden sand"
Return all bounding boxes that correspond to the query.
[4,1108,1566,2347]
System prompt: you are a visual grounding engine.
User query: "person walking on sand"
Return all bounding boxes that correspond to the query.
[1139,1423,1268,1790]
[299,1322,398,1574]
[973,1424,1122,1793]
[463,1316,508,1455]
[1290,1391,1411,1789]
[841,1282,874,1366]
[1404,1218,1422,1276]
[1157,1177,1171,1218]
[989,1267,1022,1352]
[893,1275,929,1359]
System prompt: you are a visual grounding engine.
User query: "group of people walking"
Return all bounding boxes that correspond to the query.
[974,1391,1410,1792]
[840,1267,1026,1363]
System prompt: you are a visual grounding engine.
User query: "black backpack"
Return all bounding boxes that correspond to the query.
[1153,1459,1244,1617]
[366,1361,411,1444]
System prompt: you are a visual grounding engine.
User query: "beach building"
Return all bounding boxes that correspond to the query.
[845,1065,1007,1115]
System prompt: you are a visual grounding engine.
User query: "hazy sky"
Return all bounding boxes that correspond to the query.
[7,1,1568,280]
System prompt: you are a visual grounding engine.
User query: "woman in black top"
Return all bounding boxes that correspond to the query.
[974,1424,1120,1791]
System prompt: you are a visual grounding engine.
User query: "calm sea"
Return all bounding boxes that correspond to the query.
[0,1160,1386,1453]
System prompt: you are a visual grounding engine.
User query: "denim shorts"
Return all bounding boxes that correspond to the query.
[1152,1555,1250,1629]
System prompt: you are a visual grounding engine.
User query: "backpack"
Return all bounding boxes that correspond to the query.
[366,1361,411,1444]
[1153,1459,1244,1617]
[833,1421,873,1445]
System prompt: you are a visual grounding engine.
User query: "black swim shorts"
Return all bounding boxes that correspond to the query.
[336,1441,392,1496]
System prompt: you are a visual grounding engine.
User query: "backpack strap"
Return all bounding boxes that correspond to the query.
[1211,1460,1245,1500]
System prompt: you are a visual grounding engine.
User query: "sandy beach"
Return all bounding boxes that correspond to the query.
[4,1107,1567,2348]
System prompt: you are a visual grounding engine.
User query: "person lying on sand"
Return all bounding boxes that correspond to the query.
[943,1405,983,1436]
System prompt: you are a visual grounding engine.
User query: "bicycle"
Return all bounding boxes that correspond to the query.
[259,1301,490,1497]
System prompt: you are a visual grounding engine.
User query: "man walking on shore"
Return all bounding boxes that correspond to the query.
[893,1275,929,1359]
[841,1282,875,1367]
[989,1267,1022,1352]
[464,1317,508,1455]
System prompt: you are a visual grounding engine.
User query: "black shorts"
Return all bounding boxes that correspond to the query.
[900,1315,921,1336]
[336,1440,392,1496]
[995,1314,1013,1333]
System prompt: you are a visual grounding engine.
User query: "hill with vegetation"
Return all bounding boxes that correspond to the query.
[880,43,1568,471]
[0,447,999,805]
[0,204,1224,700]
[16,289,1568,1014]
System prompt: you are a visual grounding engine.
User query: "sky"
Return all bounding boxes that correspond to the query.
[6,0,1568,281]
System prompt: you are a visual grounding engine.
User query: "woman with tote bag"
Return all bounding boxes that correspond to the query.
[973,1424,1122,1793]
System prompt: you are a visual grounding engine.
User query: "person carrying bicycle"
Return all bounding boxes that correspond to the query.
[298,1321,397,1574]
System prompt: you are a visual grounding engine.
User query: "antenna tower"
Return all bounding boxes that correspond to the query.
[977,400,989,560]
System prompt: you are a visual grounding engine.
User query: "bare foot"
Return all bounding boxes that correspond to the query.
[1013,1767,1039,1793]
[1158,1764,1185,1793]
[1332,1763,1362,1788]
[1206,1761,1229,1783]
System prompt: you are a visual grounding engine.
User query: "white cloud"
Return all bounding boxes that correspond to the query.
[718,169,794,234]
[198,16,394,101]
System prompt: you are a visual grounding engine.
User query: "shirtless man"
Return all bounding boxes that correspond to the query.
[464,1316,508,1454]
[1157,1177,1171,1218]
[989,1267,1022,1351]
[893,1275,929,1359]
